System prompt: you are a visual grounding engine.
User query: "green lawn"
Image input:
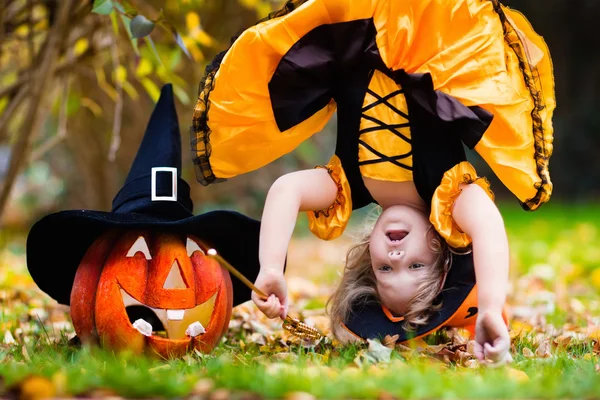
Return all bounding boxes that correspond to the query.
[1,202,599,399]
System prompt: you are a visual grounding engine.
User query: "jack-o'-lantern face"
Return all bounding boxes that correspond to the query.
[70,230,233,358]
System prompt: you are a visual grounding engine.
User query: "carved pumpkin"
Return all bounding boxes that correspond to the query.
[70,229,233,358]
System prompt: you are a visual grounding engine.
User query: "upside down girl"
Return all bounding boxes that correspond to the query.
[190,0,555,365]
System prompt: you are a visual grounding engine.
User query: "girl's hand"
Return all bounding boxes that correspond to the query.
[251,268,288,319]
[473,311,513,366]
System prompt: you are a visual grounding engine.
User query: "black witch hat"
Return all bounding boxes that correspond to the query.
[26,84,261,306]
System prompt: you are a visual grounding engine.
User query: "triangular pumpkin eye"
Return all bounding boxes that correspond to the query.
[126,236,152,260]
[186,237,205,257]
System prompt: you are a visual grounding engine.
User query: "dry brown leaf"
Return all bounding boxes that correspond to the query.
[522,347,535,358]
[395,344,414,360]
[248,332,267,346]
[425,343,452,354]
[553,335,572,349]
[382,334,400,348]
[446,328,470,345]
[535,339,552,358]
[455,350,473,366]
[466,340,477,355]
[464,359,480,369]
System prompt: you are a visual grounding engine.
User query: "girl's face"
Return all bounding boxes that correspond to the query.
[370,205,438,316]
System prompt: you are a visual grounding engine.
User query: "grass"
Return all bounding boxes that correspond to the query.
[1,339,599,399]
[1,201,600,398]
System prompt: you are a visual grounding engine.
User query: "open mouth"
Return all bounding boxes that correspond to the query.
[120,288,217,340]
[386,230,408,243]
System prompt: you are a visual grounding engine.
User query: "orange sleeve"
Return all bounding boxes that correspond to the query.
[307,155,353,241]
[430,161,494,249]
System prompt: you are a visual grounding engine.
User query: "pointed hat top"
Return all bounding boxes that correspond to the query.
[111,84,194,217]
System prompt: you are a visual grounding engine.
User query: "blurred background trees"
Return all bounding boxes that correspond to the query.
[0,0,598,230]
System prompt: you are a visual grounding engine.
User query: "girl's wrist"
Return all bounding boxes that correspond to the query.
[477,305,504,315]
[260,264,285,274]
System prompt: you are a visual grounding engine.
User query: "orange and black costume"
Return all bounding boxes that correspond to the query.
[191,0,555,342]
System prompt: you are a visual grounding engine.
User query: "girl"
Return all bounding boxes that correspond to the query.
[191,0,555,365]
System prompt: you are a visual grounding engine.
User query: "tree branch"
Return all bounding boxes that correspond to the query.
[108,36,123,162]
[0,84,29,140]
[0,0,74,224]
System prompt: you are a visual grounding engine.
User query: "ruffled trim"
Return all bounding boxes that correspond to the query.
[492,0,553,210]
[430,162,494,249]
[308,155,353,241]
[191,69,225,186]
[190,0,309,186]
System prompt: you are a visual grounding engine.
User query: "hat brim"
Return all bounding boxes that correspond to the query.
[26,209,261,306]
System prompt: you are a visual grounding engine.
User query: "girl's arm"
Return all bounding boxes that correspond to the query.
[253,168,338,318]
[452,183,511,364]
[452,183,509,313]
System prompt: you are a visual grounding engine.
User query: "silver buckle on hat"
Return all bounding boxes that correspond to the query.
[151,167,177,201]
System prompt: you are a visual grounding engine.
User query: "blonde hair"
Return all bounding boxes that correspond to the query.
[327,207,452,339]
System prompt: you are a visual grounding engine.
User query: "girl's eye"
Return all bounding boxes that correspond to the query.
[379,265,392,272]
[409,263,425,270]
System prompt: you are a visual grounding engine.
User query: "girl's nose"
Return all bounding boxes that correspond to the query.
[388,250,404,260]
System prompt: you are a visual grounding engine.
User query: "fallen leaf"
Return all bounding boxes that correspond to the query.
[3,330,16,345]
[382,334,399,349]
[18,375,56,400]
[553,335,572,349]
[522,347,535,358]
[365,339,393,364]
[466,340,477,355]
[535,340,552,358]
[247,332,266,346]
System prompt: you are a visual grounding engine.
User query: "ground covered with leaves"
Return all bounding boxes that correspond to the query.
[1,203,600,399]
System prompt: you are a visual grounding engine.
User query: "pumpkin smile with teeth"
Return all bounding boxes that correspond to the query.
[70,230,234,358]
[121,288,217,339]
